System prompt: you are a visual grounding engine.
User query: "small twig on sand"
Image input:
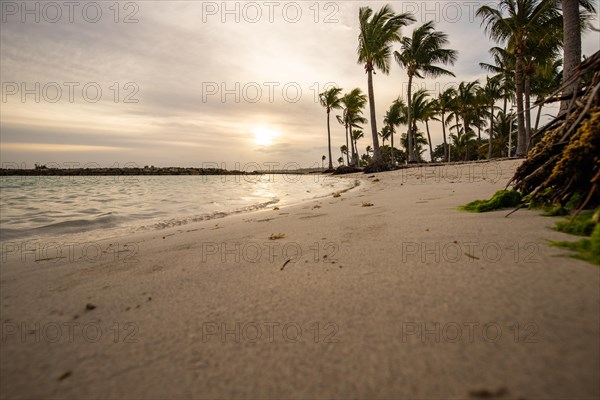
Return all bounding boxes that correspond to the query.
[281,259,292,271]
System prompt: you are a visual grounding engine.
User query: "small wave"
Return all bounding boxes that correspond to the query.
[137,197,280,231]
[0,214,122,241]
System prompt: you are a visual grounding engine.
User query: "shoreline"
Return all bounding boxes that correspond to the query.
[1,159,598,399]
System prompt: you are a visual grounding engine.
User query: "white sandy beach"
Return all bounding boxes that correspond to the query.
[1,159,598,399]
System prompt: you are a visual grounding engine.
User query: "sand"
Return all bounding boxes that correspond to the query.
[1,159,598,399]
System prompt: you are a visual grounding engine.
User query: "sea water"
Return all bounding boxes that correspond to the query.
[0,174,356,242]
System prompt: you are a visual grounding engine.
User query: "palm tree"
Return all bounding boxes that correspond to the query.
[338,88,368,166]
[452,81,480,139]
[340,145,348,165]
[319,87,343,169]
[352,129,365,161]
[531,56,562,130]
[480,46,515,115]
[358,5,415,167]
[450,129,478,161]
[383,98,407,166]
[435,87,456,162]
[336,115,350,165]
[482,76,503,159]
[394,21,457,163]
[401,131,428,162]
[379,126,391,146]
[477,0,562,156]
[493,111,518,157]
[407,89,437,162]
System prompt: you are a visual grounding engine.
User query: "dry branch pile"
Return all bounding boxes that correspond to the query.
[509,51,600,210]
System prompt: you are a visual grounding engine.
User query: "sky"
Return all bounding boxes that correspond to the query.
[1,1,598,169]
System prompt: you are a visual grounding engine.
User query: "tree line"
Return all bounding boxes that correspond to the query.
[319,0,596,171]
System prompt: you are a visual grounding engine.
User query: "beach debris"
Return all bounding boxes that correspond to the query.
[373,178,380,182]
[332,192,341,198]
[367,175,375,178]
[85,303,96,311]
[464,253,480,260]
[273,206,280,211]
[58,371,72,381]
[313,205,321,209]
[269,233,286,240]
[509,52,599,213]
[280,259,292,271]
[362,202,374,207]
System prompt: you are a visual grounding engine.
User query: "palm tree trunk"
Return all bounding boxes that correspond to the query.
[534,98,543,131]
[326,111,333,169]
[406,74,415,163]
[560,0,581,113]
[412,120,419,161]
[390,126,395,166]
[425,120,433,162]
[349,125,356,167]
[367,69,380,164]
[344,123,350,166]
[515,52,527,157]
[488,104,494,159]
[524,74,532,151]
[441,112,448,162]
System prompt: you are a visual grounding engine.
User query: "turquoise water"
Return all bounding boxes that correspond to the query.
[0,174,355,242]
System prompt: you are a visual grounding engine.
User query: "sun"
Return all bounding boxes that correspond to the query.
[252,127,278,146]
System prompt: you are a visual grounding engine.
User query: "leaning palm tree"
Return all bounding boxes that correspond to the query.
[435,87,457,162]
[394,21,457,163]
[358,5,415,168]
[319,87,343,170]
[477,0,562,156]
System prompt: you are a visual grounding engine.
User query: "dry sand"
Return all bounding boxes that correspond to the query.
[1,159,598,399]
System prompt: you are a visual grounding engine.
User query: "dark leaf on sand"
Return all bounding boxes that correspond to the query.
[58,371,72,381]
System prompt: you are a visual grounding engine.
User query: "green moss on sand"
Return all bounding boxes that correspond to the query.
[460,190,521,212]
[552,223,600,266]
[555,210,597,236]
